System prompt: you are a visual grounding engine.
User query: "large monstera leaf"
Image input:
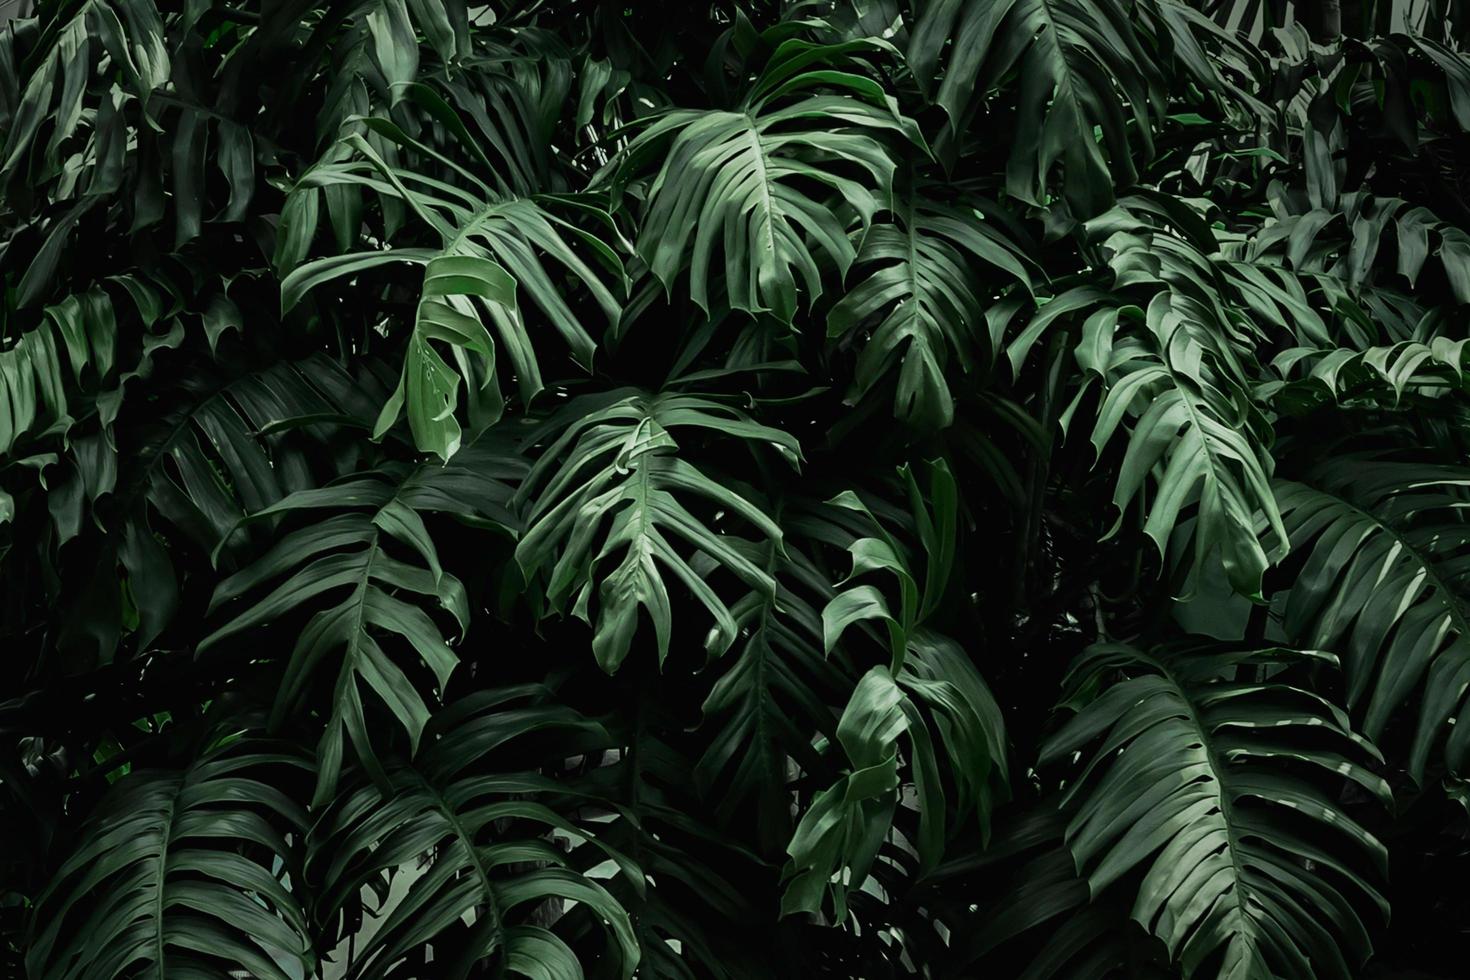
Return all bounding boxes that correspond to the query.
[828,186,1033,428]
[908,0,1172,214]
[611,37,918,323]
[200,446,519,802]
[515,389,799,672]
[307,687,640,980]
[1086,292,1287,598]
[26,735,311,980]
[1042,643,1390,980]
[1052,202,1290,599]
[1276,458,1470,781]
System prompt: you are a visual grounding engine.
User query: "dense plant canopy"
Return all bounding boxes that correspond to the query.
[5,0,1470,976]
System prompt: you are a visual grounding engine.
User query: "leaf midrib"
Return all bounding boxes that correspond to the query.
[411,767,505,939]
[1034,0,1080,106]
[1148,653,1258,965]
[151,778,183,979]
[743,116,779,268]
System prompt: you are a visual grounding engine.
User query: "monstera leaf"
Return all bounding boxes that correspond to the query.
[786,457,1006,921]
[26,734,311,980]
[695,534,849,852]
[820,457,968,665]
[611,36,919,323]
[909,0,1169,214]
[1042,642,1390,979]
[1276,457,1470,780]
[1088,300,1287,598]
[828,186,1033,428]
[307,686,639,980]
[515,389,798,672]
[782,634,1007,919]
[1056,204,1290,599]
[699,543,852,852]
[282,123,625,457]
[200,447,519,801]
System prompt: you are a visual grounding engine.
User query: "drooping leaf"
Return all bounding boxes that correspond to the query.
[783,631,1006,919]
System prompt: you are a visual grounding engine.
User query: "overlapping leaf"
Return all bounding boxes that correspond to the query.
[515,389,798,673]
[0,0,168,195]
[786,458,1008,914]
[0,276,158,461]
[26,736,311,980]
[948,807,1173,979]
[1276,458,1470,780]
[909,0,1173,214]
[201,446,519,802]
[1042,643,1390,979]
[1057,203,1290,599]
[13,346,370,668]
[307,687,639,980]
[283,120,624,457]
[694,537,848,852]
[782,634,1007,920]
[610,37,918,323]
[828,186,1033,428]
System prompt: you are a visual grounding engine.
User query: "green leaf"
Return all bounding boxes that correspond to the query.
[201,452,517,803]
[516,391,795,672]
[695,541,845,851]
[308,688,640,980]
[1276,460,1470,781]
[373,253,517,460]
[26,736,312,980]
[829,187,1032,427]
[913,0,1169,215]
[783,632,1005,918]
[292,129,625,444]
[1041,642,1388,980]
[613,48,913,323]
[1077,226,1288,599]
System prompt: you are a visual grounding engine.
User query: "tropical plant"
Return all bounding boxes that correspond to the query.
[6,0,1470,976]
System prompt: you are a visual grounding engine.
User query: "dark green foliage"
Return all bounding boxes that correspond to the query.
[5,0,1470,977]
